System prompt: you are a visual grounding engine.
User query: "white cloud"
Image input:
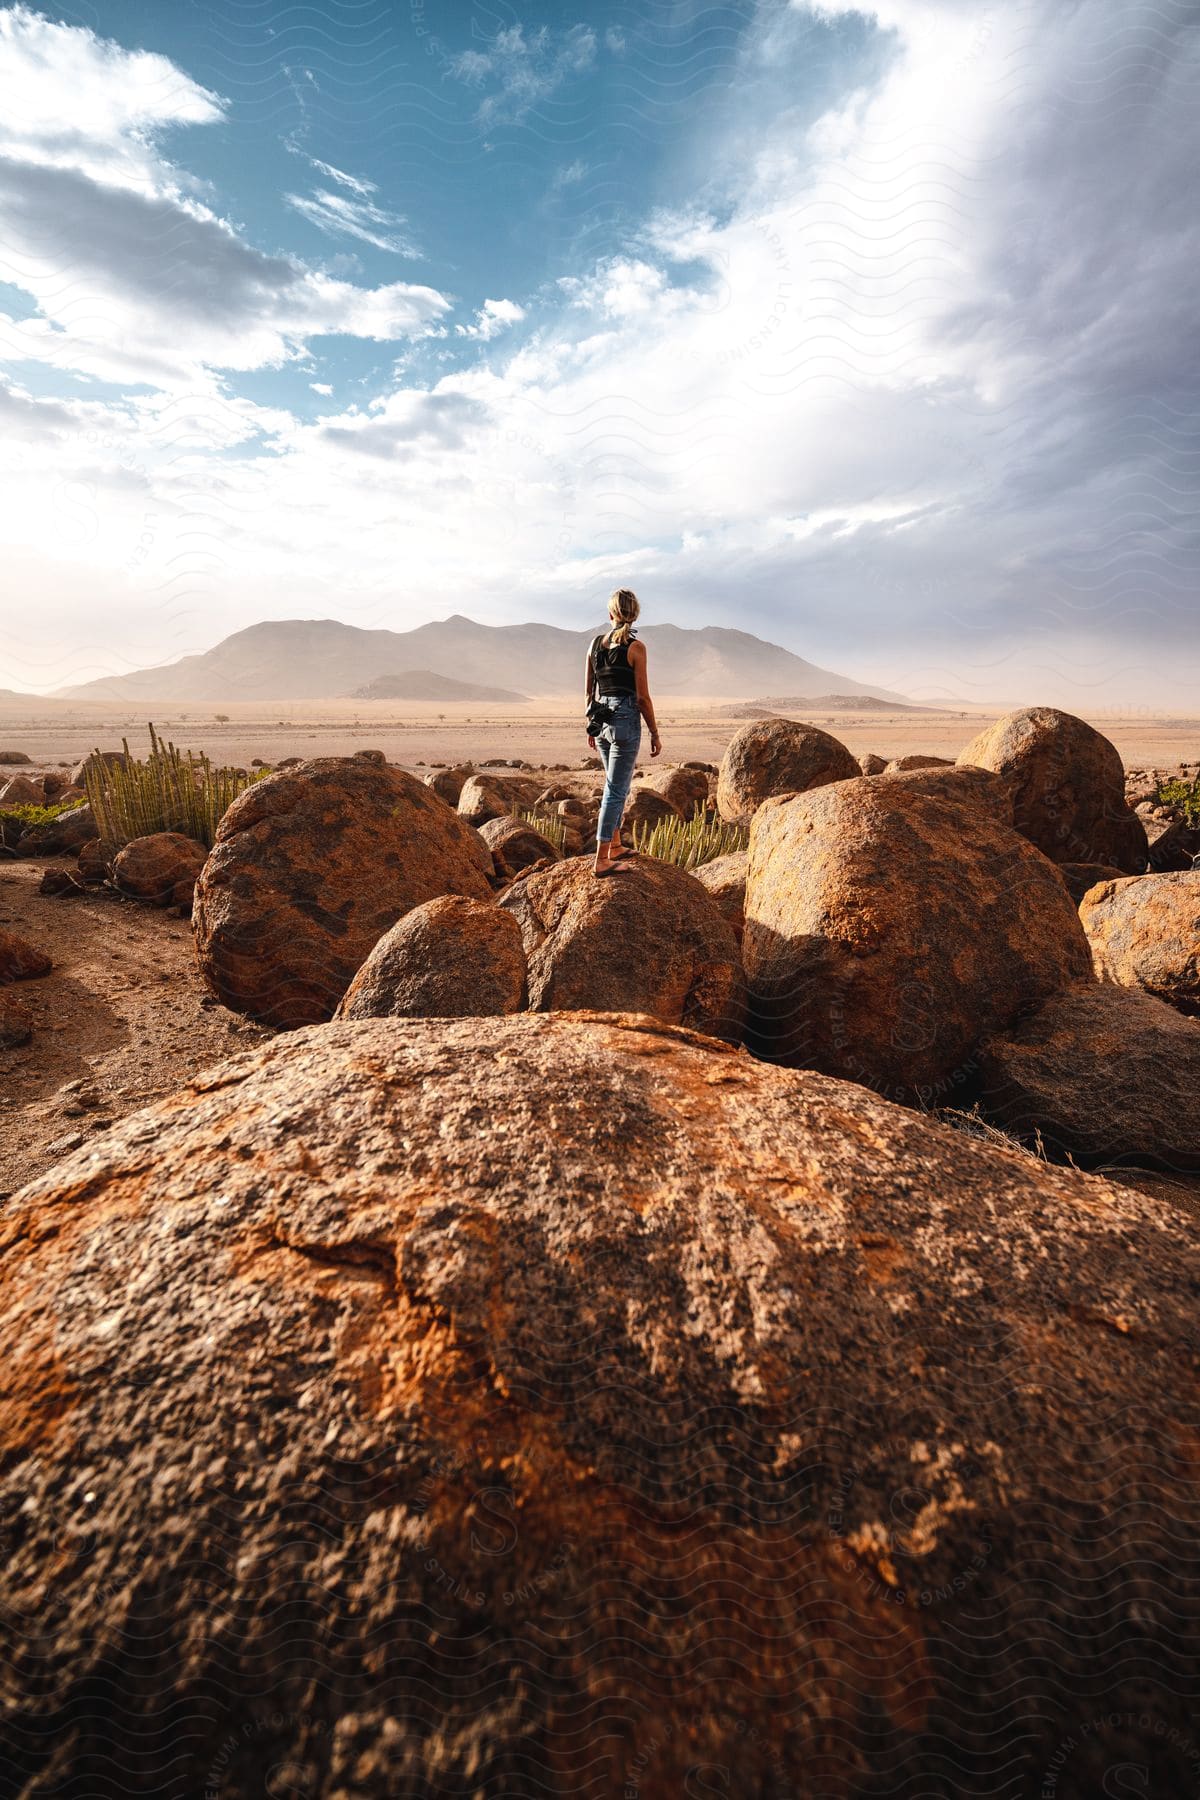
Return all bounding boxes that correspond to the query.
[456,298,528,341]
[309,382,333,396]
[285,184,420,257]
[448,22,597,124]
[0,5,224,190]
[0,9,450,390]
[305,157,374,197]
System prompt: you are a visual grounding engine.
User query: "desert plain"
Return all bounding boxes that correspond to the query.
[5,693,1200,772]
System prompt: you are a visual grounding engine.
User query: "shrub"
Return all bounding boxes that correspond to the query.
[631,811,748,869]
[0,798,80,851]
[1154,774,1200,828]
[516,807,567,850]
[84,724,270,851]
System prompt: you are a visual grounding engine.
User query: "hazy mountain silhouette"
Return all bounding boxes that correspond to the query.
[55,616,908,703]
[349,671,528,704]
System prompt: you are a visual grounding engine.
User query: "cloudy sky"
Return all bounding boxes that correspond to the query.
[0,0,1197,704]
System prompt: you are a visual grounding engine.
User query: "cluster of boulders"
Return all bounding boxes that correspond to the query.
[171,705,1200,1176]
[8,713,1197,1178]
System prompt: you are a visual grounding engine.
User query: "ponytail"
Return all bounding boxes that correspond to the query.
[607,587,640,646]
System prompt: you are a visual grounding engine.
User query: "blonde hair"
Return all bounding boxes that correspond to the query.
[607,587,640,646]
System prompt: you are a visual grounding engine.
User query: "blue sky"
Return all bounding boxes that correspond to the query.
[0,0,1197,702]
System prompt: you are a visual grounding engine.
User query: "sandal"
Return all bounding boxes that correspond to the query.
[608,846,638,863]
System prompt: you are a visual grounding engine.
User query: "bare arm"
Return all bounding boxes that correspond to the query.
[628,641,661,754]
[584,646,597,748]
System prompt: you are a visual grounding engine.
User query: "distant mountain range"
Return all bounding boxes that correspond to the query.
[53,616,908,704]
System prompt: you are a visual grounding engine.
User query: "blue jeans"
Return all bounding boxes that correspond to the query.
[595,693,642,843]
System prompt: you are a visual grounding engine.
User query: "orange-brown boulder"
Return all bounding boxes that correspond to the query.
[0,772,43,806]
[618,785,678,834]
[478,813,562,880]
[76,838,119,884]
[977,984,1200,1169]
[0,927,52,982]
[111,832,207,905]
[498,856,745,1042]
[335,895,526,1019]
[457,772,542,827]
[193,757,494,1027]
[882,753,951,772]
[633,765,710,819]
[957,706,1147,872]
[1080,871,1200,1015]
[744,778,1094,1101]
[1,1013,1197,1797]
[692,850,747,945]
[716,717,859,823]
[425,763,474,805]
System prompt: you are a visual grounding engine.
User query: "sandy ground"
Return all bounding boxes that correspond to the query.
[3,697,1198,773]
[0,861,273,1197]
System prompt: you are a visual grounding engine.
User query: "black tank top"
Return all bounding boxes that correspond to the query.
[591,630,637,697]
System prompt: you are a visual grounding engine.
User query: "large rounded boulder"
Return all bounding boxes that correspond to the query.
[478,813,562,881]
[424,763,474,805]
[1080,870,1200,1015]
[957,706,1147,872]
[716,717,859,823]
[193,757,494,1027]
[497,856,746,1043]
[633,765,710,819]
[111,831,207,905]
[743,778,1094,1100]
[977,984,1200,1170]
[335,895,526,1020]
[457,772,542,828]
[1,1015,1197,1797]
[0,772,44,806]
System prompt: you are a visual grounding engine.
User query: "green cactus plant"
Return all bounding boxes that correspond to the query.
[516,807,568,850]
[83,724,270,851]
[630,810,748,869]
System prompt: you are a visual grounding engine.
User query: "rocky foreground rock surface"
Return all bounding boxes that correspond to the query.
[1,1014,1197,1798]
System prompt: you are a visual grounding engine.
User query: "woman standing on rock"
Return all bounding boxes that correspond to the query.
[586,588,662,877]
